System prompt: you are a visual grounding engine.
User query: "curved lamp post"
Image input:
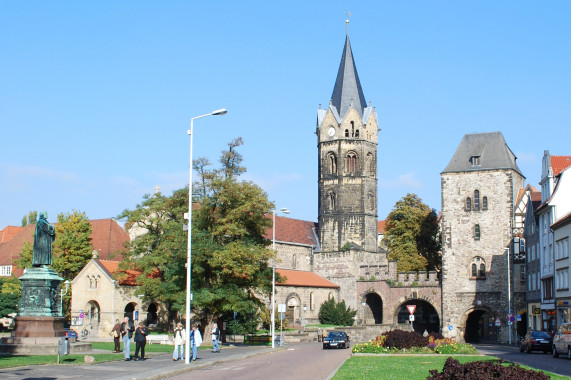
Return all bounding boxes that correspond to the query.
[185,108,227,364]
[271,207,289,348]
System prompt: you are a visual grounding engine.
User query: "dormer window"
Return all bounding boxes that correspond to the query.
[471,156,481,166]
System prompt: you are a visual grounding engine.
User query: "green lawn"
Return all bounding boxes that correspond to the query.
[332,356,568,380]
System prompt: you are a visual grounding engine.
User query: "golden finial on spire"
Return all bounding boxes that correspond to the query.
[345,11,351,35]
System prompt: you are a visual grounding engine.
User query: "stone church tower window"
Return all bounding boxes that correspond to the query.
[474,190,480,210]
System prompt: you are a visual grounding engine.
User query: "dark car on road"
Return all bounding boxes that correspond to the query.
[323,331,349,349]
[519,330,553,354]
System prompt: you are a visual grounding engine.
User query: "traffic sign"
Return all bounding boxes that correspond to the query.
[409,314,415,322]
[494,318,501,327]
[79,312,85,319]
[448,325,453,331]
[406,305,416,315]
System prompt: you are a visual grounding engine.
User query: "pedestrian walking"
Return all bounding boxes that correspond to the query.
[189,323,202,361]
[211,322,221,353]
[121,316,134,361]
[172,322,186,361]
[110,319,121,352]
[133,322,148,361]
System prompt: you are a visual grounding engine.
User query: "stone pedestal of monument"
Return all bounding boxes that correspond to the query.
[0,267,92,354]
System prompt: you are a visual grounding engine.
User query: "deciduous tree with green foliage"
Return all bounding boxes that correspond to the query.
[119,138,275,340]
[52,210,93,280]
[0,277,21,318]
[21,211,37,227]
[385,193,441,272]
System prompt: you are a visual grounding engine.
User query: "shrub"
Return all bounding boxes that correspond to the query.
[427,357,550,379]
[383,329,428,350]
[318,297,357,326]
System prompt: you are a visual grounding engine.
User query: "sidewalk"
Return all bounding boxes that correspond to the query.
[0,344,283,380]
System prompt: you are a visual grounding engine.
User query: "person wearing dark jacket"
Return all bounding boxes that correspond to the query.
[134,322,148,361]
[120,316,134,361]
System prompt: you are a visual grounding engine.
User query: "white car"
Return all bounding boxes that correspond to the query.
[552,322,571,359]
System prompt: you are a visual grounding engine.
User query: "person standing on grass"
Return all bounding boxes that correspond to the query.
[121,316,134,361]
[111,319,121,352]
[189,323,202,361]
[211,322,221,353]
[133,322,148,361]
[173,322,186,361]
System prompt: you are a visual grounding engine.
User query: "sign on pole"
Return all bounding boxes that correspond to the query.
[278,304,286,313]
[406,305,416,315]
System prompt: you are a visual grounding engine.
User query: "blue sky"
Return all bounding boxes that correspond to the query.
[1,1,570,229]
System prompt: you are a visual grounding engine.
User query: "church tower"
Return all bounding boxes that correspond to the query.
[316,31,379,254]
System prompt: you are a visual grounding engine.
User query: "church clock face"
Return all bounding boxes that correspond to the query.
[328,127,335,137]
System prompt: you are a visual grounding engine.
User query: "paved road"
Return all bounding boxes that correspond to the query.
[474,343,571,378]
[166,343,352,380]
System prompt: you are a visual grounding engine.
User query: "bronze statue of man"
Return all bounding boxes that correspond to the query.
[32,211,56,267]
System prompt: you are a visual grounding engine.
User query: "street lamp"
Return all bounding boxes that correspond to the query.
[60,280,70,316]
[185,108,227,364]
[271,207,289,349]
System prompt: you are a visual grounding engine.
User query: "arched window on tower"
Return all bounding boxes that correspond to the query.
[474,224,481,240]
[470,257,486,279]
[351,121,355,137]
[355,129,359,138]
[345,129,349,137]
[474,190,480,211]
[327,153,337,175]
[292,254,297,269]
[346,152,357,174]
[482,196,488,210]
[328,191,336,210]
[465,197,472,211]
[366,152,374,174]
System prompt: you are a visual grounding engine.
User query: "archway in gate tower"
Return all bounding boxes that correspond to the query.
[395,300,440,334]
[464,308,495,343]
[362,293,383,324]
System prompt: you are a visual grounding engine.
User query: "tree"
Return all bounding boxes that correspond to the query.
[384,194,441,272]
[21,211,37,227]
[52,210,93,280]
[318,297,356,326]
[118,138,275,340]
[0,277,21,318]
[15,241,33,270]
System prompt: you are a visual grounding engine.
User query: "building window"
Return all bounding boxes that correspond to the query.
[465,197,471,211]
[521,265,526,281]
[328,191,336,210]
[471,156,480,166]
[292,254,297,269]
[346,152,357,174]
[470,257,486,279]
[474,190,480,211]
[0,265,12,276]
[327,153,337,175]
[345,129,349,137]
[482,196,488,210]
[310,292,315,311]
[474,224,481,240]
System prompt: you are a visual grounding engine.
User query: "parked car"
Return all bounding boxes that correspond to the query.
[65,328,78,342]
[552,322,571,359]
[323,331,350,349]
[519,330,552,354]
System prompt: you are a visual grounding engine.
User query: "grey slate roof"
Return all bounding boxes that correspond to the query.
[331,35,367,119]
[442,132,524,177]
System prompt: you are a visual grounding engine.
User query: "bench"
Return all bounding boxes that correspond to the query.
[244,335,272,345]
[146,334,172,345]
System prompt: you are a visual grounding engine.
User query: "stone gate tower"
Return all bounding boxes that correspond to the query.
[316,33,379,254]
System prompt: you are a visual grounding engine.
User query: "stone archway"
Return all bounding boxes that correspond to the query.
[147,303,158,325]
[286,294,300,325]
[87,300,100,327]
[464,308,495,343]
[124,302,136,322]
[363,293,383,324]
[395,300,440,334]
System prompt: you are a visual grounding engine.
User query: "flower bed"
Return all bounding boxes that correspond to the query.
[352,329,477,355]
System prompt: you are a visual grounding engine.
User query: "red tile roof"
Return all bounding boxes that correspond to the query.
[377,220,387,234]
[0,219,129,277]
[263,216,318,246]
[276,269,339,288]
[552,156,571,176]
[96,259,141,286]
[0,226,23,244]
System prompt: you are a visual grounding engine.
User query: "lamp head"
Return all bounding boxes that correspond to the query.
[211,108,227,116]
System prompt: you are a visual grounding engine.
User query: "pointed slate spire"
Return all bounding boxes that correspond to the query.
[331,35,367,119]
